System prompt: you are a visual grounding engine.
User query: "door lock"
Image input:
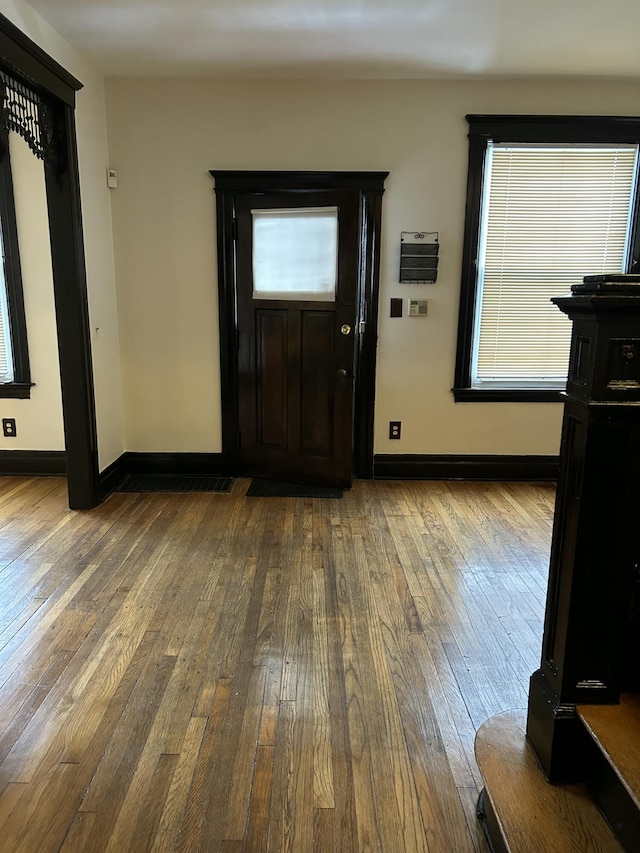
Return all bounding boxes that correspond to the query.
[340,324,352,336]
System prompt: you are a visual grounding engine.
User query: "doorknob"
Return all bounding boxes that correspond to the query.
[340,324,352,336]
[337,368,347,380]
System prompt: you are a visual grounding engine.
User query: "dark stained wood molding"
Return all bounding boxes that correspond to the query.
[123,452,229,477]
[44,99,99,510]
[467,114,640,144]
[97,453,127,500]
[374,453,559,481]
[353,189,384,479]
[526,670,590,784]
[0,16,97,510]
[0,382,34,398]
[213,184,239,475]
[211,171,388,193]
[96,452,231,500]
[101,452,558,484]
[210,170,388,483]
[0,449,65,475]
[453,388,564,403]
[454,128,486,393]
[0,12,81,105]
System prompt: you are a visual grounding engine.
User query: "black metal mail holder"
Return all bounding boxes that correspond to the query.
[526,275,640,783]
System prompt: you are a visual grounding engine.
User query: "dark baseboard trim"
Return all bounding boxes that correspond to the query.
[0,449,66,475]
[97,453,128,501]
[91,452,558,498]
[122,452,230,477]
[97,452,231,500]
[374,454,559,481]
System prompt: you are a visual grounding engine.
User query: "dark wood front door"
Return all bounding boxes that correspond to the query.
[235,190,359,488]
[211,170,387,487]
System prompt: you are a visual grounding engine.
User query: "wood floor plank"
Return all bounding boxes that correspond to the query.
[312,563,334,810]
[150,715,207,853]
[130,752,180,851]
[176,677,232,851]
[224,664,268,840]
[59,811,99,853]
[244,743,275,853]
[0,478,558,852]
[350,529,426,853]
[331,521,386,853]
[79,651,177,815]
[266,699,296,853]
[321,527,359,853]
[288,646,315,853]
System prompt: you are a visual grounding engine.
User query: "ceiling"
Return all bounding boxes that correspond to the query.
[26,0,640,79]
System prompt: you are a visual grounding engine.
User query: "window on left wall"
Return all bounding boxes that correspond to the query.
[0,127,32,398]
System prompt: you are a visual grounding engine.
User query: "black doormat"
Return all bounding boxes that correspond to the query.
[118,475,233,493]
[246,478,343,498]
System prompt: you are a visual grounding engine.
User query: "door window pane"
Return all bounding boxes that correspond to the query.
[252,207,338,301]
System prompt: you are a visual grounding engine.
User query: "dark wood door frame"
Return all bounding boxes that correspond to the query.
[0,14,99,509]
[211,170,388,480]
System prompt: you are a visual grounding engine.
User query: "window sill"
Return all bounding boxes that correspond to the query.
[453,387,563,403]
[0,382,34,399]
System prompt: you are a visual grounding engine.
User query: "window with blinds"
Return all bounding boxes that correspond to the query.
[472,143,639,388]
[0,242,13,382]
[0,128,31,396]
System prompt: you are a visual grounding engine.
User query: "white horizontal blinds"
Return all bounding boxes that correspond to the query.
[473,144,639,387]
[252,207,338,301]
[0,218,13,383]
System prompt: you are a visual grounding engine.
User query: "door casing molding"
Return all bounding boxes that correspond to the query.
[0,13,99,509]
[210,170,388,480]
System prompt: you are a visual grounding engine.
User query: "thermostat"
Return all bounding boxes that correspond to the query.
[408,299,429,316]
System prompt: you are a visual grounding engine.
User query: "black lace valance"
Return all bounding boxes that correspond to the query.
[0,70,51,160]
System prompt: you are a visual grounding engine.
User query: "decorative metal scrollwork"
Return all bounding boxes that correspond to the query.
[0,71,55,162]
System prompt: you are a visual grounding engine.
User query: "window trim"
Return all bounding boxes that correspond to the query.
[0,126,32,398]
[453,115,640,403]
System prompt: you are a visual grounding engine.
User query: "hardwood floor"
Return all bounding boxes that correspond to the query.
[0,476,556,852]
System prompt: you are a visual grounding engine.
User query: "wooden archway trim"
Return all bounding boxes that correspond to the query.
[0,13,99,508]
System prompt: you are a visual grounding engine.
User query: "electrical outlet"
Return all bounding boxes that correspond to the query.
[2,418,16,437]
[389,421,401,439]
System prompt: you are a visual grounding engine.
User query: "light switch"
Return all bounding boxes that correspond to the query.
[390,298,403,317]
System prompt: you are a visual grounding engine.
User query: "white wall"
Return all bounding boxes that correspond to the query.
[6,7,638,470]
[107,76,640,458]
[0,0,123,469]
